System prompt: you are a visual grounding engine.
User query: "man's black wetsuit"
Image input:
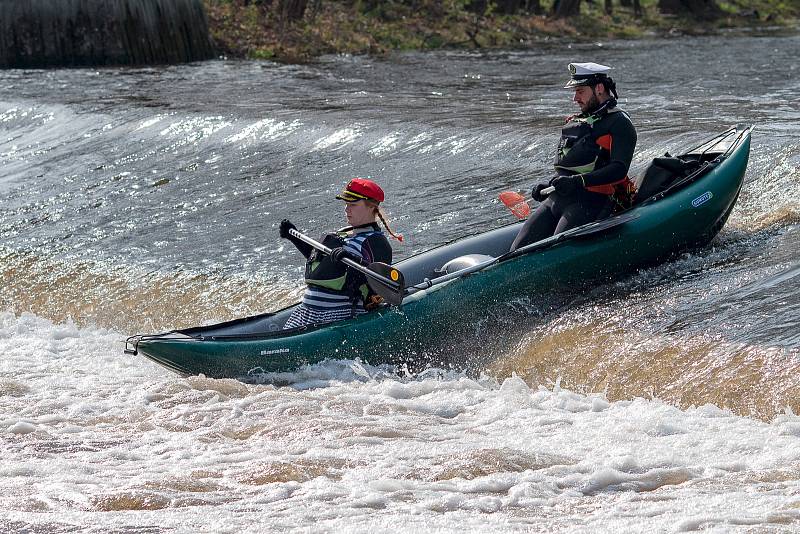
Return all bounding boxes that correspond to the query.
[510,98,637,251]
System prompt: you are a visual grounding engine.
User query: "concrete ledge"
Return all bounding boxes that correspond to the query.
[0,0,216,68]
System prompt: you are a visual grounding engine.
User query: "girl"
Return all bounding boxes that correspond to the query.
[280,178,402,329]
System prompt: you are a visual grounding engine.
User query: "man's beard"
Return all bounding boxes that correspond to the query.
[581,92,601,114]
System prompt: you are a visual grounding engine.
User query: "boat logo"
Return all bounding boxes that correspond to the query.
[260,348,290,356]
[692,191,713,208]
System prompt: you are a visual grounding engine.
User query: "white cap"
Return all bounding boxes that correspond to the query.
[564,62,612,88]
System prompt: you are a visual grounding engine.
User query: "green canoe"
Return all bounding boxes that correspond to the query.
[125,127,752,378]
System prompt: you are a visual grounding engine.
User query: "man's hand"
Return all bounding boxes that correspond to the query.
[531,183,551,202]
[279,219,296,239]
[550,175,584,196]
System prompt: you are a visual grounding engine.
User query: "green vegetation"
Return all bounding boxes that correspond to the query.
[203,0,800,62]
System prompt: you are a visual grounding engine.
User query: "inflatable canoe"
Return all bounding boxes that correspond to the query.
[125,126,752,378]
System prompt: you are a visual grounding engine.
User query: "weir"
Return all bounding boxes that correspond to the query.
[0,0,215,68]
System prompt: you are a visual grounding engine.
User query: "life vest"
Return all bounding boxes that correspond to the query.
[304,227,385,305]
[555,105,636,207]
[304,233,350,292]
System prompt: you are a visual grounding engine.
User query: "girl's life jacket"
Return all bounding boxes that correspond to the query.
[302,223,392,310]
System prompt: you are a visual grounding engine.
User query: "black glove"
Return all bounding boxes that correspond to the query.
[329,247,362,265]
[279,219,296,239]
[531,183,551,202]
[550,175,584,196]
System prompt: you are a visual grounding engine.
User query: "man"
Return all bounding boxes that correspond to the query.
[510,62,637,251]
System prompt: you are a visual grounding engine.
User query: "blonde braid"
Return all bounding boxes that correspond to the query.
[376,206,403,242]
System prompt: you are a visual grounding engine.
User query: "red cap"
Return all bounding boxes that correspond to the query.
[336,178,385,203]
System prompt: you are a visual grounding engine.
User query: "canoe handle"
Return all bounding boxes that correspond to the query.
[124,336,140,356]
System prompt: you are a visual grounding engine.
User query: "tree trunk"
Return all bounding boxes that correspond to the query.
[497,0,523,14]
[471,0,530,14]
[658,0,722,19]
[553,0,581,18]
[525,0,543,14]
[605,0,613,15]
[633,0,642,16]
[279,0,307,21]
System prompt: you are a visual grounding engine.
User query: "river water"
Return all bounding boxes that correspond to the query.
[1,33,799,532]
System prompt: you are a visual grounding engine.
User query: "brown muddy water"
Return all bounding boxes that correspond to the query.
[1,33,799,533]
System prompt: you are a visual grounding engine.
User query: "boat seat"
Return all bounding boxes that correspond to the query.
[632,154,701,205]
[436,254,495,276]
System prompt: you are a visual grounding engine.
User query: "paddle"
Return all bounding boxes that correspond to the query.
[404,211,638,296]
[501,211,639,260]
[499,187,555,219]
[288,228,405,306]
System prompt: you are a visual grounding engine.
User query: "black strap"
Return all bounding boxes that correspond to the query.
[337,222,381,233]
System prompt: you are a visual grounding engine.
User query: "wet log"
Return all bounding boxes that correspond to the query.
[0,0,215,68]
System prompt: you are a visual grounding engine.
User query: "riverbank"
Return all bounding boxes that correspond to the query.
[203,0,799,62]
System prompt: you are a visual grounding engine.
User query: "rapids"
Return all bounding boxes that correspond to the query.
[1,33,799,531]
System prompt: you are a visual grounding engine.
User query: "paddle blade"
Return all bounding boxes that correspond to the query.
[366,262,405,306]
[499,191,531,219]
